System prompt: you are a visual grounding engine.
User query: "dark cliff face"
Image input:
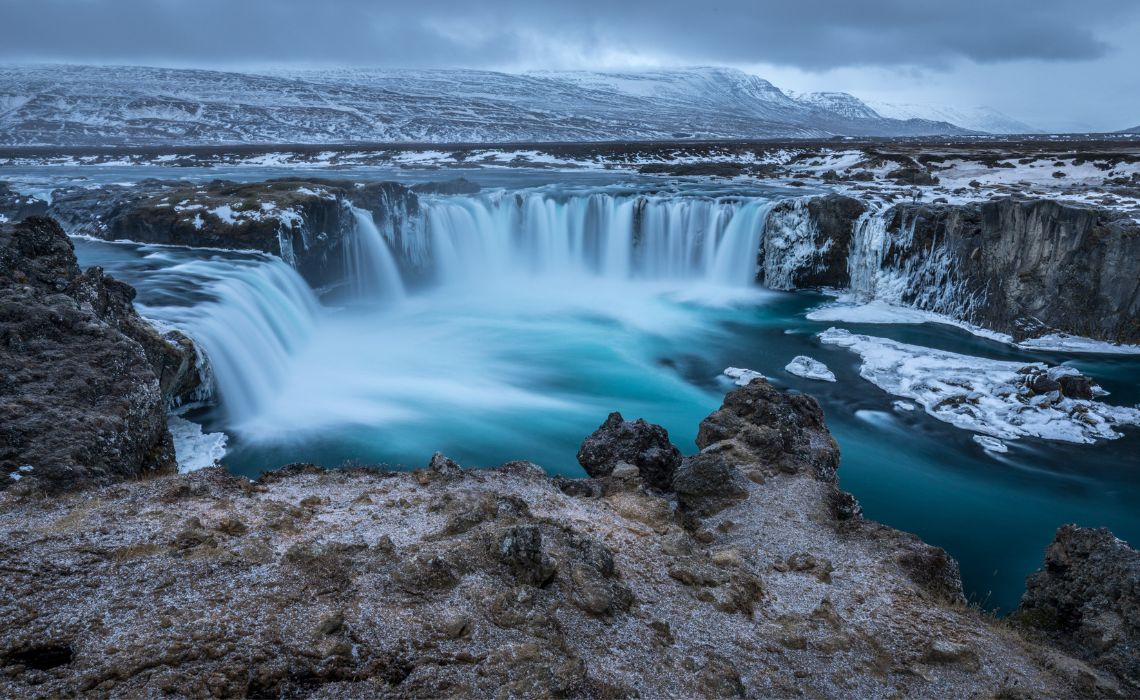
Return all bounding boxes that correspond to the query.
[0,217,194,492]
[47,179,420,290]
[758,194,866,289]
[887,198,1140,343]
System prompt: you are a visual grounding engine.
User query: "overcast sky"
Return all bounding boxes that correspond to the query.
[1,0,1137,131]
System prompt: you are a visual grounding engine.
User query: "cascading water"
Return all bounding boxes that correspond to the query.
[134,253,322,424]
[415,192,776,287]
[345,206,406,301]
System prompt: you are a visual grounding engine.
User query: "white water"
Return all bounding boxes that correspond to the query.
[417,192,776,286]
[346,206,406,301]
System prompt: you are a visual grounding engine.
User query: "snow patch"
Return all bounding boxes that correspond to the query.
[818,327,1140,444]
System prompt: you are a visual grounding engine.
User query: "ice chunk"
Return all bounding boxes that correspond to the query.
[169,416,228,473]
[724,367,765,386]
[818,327,1140,444]
[784,355,837,382]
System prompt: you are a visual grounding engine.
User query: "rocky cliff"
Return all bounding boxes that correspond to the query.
[1,378,1135,697]
[47,179,420,290]
[771,195,1140,344]
[0,217,197,493]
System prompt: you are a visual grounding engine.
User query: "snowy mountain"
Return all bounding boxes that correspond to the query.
[787,91,882,121]
[0,64,973,147]
[1121,125,1140,134]
[864,100,1039,135]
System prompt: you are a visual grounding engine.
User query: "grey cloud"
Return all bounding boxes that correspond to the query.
[0,0,1135,70]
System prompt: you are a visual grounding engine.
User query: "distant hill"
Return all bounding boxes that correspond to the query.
[864,100,1040,135]
[0,64,975,147]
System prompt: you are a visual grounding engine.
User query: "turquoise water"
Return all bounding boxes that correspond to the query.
[54,168,1140,615]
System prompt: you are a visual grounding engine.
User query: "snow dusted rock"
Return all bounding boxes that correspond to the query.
[819,328,1140,444]
[1016,525,1140,695]
[784,355,837,382]
[47,179,419,289]
[0,382,1122,697]
[758,194,865,289]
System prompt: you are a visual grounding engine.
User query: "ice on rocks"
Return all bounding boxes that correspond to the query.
[819,328,1140,444]
[169,416,228,473]
[784,355,837,382]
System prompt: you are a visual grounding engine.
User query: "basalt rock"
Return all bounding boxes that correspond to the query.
[1016,525,1140,694]
[0,217,190,492]
[576,411,682,490]
[758,194,866,289]
[695,378,841,482]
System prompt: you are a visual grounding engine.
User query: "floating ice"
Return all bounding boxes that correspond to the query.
[892,401,916,412]
[1016,333,1140,355]
[169,416,228,473]
[724,367,765,386]
[784,355,836,382]
[819,328,1140,444]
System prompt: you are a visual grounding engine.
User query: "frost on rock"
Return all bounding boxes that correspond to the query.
[784,355,837,382]
[819,328,1140,444]
[724,367,765,386]
[169,416,228,473]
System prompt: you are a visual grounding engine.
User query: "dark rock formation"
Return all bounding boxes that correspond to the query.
[1016,525,1140,694]
[884,198,1140,343]
[0,217,194,492]
[47,179,419,289]
[0,182,48,222]
[758,194,865,289]
[576,411,682,490]
[695,378,840,482]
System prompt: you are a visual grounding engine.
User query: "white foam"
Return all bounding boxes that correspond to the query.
[169,416,228,473]
[784,355,836,382]
[819,328,1140,444]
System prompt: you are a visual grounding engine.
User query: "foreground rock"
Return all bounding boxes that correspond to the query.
[1016,525,1140,692]
[47,178,420,289]
[0,380,1127,698]
[0,218,197,492]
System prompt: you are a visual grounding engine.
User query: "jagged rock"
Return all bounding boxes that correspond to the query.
[1016,525,1140,693]
[0,217,192,492]
[695,378,840,482]
[759,194,866,289]
[576,411,682,489]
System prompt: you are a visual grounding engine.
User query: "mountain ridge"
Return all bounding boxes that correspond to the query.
[0,64,979,146]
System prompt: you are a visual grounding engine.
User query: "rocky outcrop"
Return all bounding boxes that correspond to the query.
[47,179,419,289]
[758,194,865,289]
[783,194,1140,344]
[1016,525,1140,694]
[0,182,48,222]
[885,198,1140,343]
[0,217,196,492]
[576,411,682,489]
[0,378,1123,697]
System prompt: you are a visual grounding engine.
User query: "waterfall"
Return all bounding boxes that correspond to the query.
[413,192,775,286]
[136,254,322,424]
[346,206,406,301]
[847,209,892,300]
